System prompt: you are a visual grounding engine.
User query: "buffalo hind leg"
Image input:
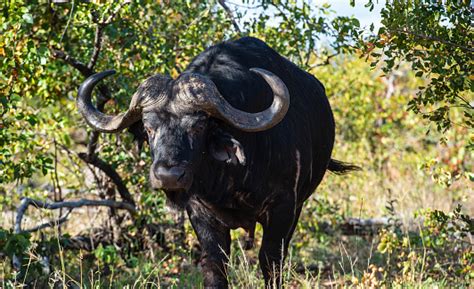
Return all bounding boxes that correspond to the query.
[259,202,302,288]
[187,202,231,289]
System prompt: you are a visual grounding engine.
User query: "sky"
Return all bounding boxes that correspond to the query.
[326,0,383,30]
[231,0,383,31]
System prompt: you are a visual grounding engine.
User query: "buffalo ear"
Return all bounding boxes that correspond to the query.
[209,130,246,165]
[127,120,148,151]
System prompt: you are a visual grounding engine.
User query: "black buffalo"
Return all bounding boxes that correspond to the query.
[77,37,357,288]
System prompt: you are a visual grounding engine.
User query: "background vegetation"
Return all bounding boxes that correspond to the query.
[1,0,472,288]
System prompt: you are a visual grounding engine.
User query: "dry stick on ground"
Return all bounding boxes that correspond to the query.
[14,198,137,234]
[315,217,394,236]
[23,210,73,233]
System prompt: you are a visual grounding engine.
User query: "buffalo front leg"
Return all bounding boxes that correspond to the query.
[187,200,231,289]
[259,202,302,288]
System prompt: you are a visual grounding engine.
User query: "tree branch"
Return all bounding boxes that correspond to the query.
[78,153,135,206]
[218,0,242,34]
[87,23,106,70]
[51,49,91,76]
[51,48,112,100]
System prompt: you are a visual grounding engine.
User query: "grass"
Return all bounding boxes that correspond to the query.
[2,205,472,289]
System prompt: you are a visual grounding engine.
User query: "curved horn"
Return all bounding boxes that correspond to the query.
[77,70,142,133]
[198,68,290,132]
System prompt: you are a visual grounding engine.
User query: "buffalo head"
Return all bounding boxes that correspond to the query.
[77,69,289,202]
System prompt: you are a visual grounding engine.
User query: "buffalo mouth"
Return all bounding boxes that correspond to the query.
[162,188,191,209]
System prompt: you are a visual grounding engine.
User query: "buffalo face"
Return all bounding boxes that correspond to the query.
[144,111,209,192]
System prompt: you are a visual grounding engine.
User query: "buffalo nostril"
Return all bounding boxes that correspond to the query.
[153,165,188,189]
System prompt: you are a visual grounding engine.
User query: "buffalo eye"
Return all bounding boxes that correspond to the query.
[144,126,154,138]
[189,122,206,135]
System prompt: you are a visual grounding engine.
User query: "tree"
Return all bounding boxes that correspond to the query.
[359,1,473,133]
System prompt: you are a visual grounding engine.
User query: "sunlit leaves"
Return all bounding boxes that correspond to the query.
[361,1,473,132]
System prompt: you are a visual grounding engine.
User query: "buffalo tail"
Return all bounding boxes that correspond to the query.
[327,159,361,175]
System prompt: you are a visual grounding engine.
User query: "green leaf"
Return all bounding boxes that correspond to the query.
[22,13,33,24]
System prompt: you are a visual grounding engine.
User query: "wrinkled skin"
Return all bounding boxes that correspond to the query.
[77,37,357,288]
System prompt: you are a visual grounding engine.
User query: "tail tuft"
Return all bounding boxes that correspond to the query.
[327,159,361,175]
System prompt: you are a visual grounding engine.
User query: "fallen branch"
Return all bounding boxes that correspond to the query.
[15,197,136,234]
[23,209,72,233]
[316,217,394,236]
[12,197,135,270]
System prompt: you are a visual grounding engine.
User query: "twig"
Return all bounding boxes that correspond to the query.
[53,139,64,234]
[310,52,339,69]
[103,0,131,25]
[59,0,75,43]
[218,0,242,34]
[88,0,131,69]
[87,23,106,70]
[390,28,474,53]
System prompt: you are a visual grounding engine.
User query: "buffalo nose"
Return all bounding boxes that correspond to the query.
[153,165,187,189]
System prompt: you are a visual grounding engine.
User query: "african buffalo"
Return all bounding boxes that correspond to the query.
[77,36,357,288]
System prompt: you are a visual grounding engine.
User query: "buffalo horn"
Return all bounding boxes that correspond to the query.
[194,68,290,132]
[77,70,142,133]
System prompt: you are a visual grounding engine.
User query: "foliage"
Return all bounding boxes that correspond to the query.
[376,205,473,286]
[0,229,31,261]
[359,1,473,132]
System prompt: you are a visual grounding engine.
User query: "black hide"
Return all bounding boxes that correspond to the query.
[177,37,336,288]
